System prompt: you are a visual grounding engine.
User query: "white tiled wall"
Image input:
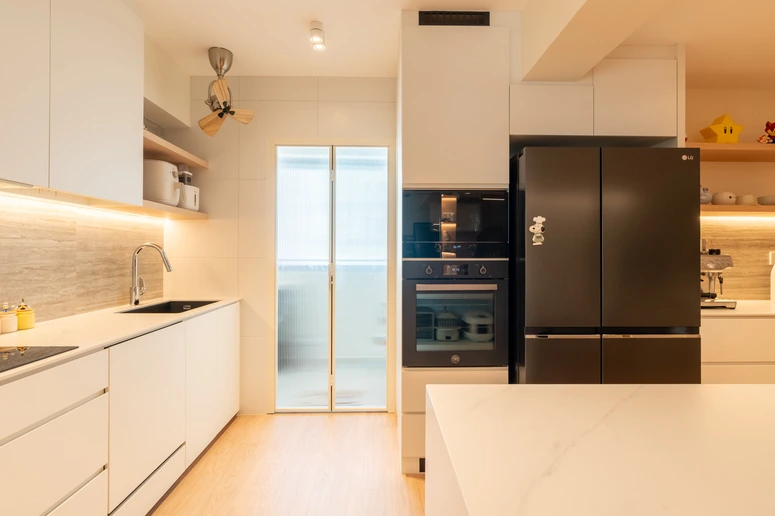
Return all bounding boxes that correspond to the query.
[165,76,397,414]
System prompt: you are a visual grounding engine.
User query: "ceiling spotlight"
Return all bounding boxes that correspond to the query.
[310,21,325,50]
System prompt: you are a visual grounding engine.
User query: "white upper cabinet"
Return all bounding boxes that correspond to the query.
[50,0,144,205]
[401,26,510,187]
[0,0,50,187]
[593,58,677,137]
[510,84,594,136]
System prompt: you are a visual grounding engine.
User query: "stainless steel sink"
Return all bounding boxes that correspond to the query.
[120,301,218,314]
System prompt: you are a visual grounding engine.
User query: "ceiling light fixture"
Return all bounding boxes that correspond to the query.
[310,21,325,50]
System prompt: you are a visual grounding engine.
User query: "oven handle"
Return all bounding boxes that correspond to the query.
[416,284,498,292]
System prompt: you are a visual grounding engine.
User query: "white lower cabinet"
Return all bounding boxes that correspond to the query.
[0,394,108,516]
[49,470,108,516]
[400,367,508,473]
[108,323,186,512]
[702,364,775,384]
[701,316,775,384]
[112,445,186,516]
[185,303,240,466]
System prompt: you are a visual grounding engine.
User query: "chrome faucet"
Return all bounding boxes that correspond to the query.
[131,243,173,305]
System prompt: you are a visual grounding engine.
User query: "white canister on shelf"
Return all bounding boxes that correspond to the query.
[0,311,18,333]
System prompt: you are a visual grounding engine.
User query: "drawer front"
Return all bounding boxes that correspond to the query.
[702,364,775,384]
[402,367,508,413]
[0,350,107,442]
[109,323,185,511]
[112,445,186,516]
[702,318,775,363]
[401,413,426,458]
[0,394,108,516]
[49,470,107,516]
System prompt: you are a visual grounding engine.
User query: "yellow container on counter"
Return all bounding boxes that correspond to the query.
[16,300,35,330]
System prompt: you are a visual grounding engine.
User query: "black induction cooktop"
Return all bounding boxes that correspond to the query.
[0,346,78,373]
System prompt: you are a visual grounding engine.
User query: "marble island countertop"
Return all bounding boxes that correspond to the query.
[702,300,775,317]
[425,384,775,516]
[0,297,240,385]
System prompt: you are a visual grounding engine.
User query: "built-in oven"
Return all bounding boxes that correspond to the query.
[402,260,508,367]
[402,190,508,259]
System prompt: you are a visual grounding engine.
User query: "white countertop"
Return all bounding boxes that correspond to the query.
[0,298,240,385]
[426,384,775,516]
[702,299,775,317]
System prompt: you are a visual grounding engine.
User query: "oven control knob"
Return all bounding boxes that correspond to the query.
[479,266,488,275]
[425,266,433,275]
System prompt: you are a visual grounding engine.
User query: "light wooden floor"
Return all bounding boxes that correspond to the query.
[153,414,425,516]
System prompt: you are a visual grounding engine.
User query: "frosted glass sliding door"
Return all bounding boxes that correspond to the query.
[276,147,331,409]
[276,145,388,411]
[333,147,388,409]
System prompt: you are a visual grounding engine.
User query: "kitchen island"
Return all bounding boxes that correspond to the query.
[426,384,775,516]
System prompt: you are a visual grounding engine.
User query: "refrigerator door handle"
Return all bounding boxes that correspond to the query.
[527,335,601,339]
[602,335,700,339]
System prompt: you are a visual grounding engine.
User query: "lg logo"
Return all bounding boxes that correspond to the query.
[682,155,695,161]
[451,354,461,364]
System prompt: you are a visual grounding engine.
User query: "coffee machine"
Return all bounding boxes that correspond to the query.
[700,239,736,309]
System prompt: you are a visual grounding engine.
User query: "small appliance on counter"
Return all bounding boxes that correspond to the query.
[143,159,181,206]
[701,240,737,309]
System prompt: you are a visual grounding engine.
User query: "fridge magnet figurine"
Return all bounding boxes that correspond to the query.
[529,216,545,246]
[757,121,775,144]
[700,114,743,143]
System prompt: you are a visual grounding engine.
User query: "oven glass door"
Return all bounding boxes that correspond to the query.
[403,281,508,367]
[402,190,508,259]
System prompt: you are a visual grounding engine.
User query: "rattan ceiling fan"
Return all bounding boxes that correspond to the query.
[198,47,254,136]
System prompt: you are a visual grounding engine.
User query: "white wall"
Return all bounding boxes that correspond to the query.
[164,76,397,414]
[144,35,190,127]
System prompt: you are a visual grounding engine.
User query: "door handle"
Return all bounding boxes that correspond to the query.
[416,284,497,291]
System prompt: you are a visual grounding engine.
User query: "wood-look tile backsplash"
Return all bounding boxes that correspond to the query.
[0,195,165,322]
[702,218,775,300]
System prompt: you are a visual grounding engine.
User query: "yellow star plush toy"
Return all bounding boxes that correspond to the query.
[700,114,744,143]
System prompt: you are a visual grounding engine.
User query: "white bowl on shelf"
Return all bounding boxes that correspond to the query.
[758,196,775,205]
[736,194,757,206]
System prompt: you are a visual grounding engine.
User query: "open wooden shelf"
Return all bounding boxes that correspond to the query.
[143,130,209,170]
[112,200,208,220]
[686,142,775,163]
[701,205,775,217]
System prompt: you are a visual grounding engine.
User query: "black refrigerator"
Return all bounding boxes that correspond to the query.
[510,147,701,384]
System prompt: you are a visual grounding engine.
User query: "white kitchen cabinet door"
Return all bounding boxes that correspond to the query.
[49,470,107,516]
[401,26,510,187]
[109,323,185,512]
[593,58,677,137]
[401,367,508,413]
[0,350,107,442]
[185,304,240,467]
[111,445,185,516]
[701,317,775,363]
[510,84,594,136]
[0,395,108,516]
[50,0,144,205]
[0,0,49,187]
[702,364,775,384]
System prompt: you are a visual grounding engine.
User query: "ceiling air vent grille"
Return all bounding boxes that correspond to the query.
[418,11,490,26]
